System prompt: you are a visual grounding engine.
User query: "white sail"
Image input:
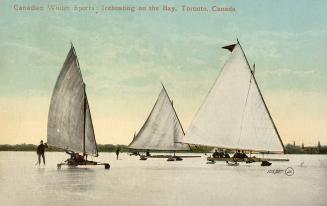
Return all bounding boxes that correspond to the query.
[47,45,98,156]
[129,86,190,151]
[183,43,285,153]
[84,97,98,156]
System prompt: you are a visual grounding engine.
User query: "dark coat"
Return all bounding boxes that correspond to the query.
[37,143,47,155]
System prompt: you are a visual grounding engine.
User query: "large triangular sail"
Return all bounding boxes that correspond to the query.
[183,42,285,153]
[47,45,98,156]
[129,85,190,151]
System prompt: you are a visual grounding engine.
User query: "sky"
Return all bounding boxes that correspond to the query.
[0,0,326,146]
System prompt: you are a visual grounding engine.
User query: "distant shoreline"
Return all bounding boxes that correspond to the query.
[0,144,211,153]
[0,144,130,152]
[0,144,326,154]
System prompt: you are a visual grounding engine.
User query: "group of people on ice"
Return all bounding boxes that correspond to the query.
[212,149,250,160]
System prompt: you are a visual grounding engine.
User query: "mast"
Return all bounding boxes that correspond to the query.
[74,42,86,157]
[237,41,286,153]
[83,84,86,157]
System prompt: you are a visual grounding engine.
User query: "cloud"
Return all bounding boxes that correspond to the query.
[0,42,61,63]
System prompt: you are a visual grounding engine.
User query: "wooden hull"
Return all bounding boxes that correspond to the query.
[57,160,110,169]
[145,155,201,158]
[139,155,201,161]
[207,157,289,162]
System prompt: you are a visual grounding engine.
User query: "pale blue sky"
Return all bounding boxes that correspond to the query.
[0,0,326,145]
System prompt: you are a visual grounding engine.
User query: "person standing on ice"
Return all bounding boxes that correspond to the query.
[115,147,120,160]
[37,140,48,165]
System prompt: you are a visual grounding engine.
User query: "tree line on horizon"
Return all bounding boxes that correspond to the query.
[0,143,212,153]
[0,144,129,152]
[0,143,326,154]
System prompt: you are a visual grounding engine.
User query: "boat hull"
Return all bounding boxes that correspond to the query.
[139,155,201,161]
[207,157,289,162]
[145,155,201,158]
[57,160,110,169]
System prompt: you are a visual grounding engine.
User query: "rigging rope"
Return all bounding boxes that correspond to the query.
[237,75,252,148]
